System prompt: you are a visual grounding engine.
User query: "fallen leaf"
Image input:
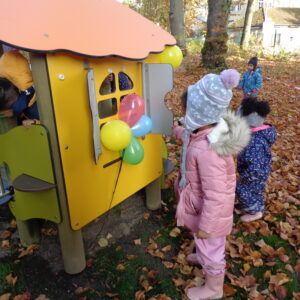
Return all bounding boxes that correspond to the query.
[106,293,118,297]
[75,287,90,295]
[147,270,158,279]
[162,261,174,268]
[18,244,38,258]
[169,227,181,237]
[141,280,153,292]
[143,213,150,220]
[5,274,17,286]
[98,238,108,247]
[106,233,113,239]
[9,220,17,228]
[274,285,287,299]
[1,240,10,249]
[126,254,138,260]
[162,245,171,252]
[134,239,142,245]
[269,273,290,286]
[0,231,12,239]
[0,293,12,300]
[135,290,145,300]
[35,295,50,300]
[13,293,31,300]
[223,284,237,296]
[116,264,125,271]
[285,264,294,273]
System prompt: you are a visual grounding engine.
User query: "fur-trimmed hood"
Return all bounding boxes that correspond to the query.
[207,110,251,156]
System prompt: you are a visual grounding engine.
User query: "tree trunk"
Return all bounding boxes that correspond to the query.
[240,0,255,49]
[170,0,186,49]
[201,0,232,70]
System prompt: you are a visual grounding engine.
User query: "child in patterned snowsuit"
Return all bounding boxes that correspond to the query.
[238,57,262,98]
[236,97,277,222]
[174,70,250,300]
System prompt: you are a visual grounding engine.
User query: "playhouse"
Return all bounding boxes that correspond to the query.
[0,0,181,274]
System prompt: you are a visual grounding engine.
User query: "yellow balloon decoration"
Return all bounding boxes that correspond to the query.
[100,120,132,151]
[159,45,183,69]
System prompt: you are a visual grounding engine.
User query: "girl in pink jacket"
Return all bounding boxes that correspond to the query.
[174,70,250,300]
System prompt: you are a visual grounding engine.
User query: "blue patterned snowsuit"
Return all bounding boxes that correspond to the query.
[236,125,277,214]
[239,68,262,97]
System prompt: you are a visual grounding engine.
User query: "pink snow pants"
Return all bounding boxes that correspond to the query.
[194,235,226,275]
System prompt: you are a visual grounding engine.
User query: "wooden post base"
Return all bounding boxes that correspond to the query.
[146,177,161,210]
[17,219,41,246]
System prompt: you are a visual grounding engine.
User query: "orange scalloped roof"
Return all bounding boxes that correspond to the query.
[0,0,176,60]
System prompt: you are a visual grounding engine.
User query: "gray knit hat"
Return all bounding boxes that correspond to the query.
[179,70,240,189]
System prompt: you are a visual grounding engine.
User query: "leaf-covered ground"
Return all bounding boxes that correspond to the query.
[0,56,299,300]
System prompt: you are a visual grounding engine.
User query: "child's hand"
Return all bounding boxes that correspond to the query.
[196,229,210,239]
[22,119,35,128]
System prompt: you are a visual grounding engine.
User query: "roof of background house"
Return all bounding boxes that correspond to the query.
[266,7,300,25]
[229,8,264,29]
[228,7,300,29]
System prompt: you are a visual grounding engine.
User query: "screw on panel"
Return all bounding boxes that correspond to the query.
[75,222,79,226]
[40,132,44,136]
[65,146,69,150]
[58,74,65,80]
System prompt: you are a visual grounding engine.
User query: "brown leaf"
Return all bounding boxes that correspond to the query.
[141,280,152,292]
[126,254,138,260]
[13,293,31,300]
[18,244,38,258]
[274,286,287,299]
[223,284,237,296]
[75,287,90,295]
[9,220,17,229]
[143,213,150,220]
[1,240,10,249]
[5,274,17,286]
[116,264,125,271]
[0,231,12,239]
[285,264,294,273]
[162,245,171,252]
[34,295,50,300]
[135,290,145,300]
[162,261,174,269]
[134,239,141,245]
[0,293,12,300]
[269,273,290,286]
[169,227,181,237]
[106,293,118,297]
[147,270,158,280]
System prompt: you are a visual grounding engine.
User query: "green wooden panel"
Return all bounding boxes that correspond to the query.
[0,125,61,223]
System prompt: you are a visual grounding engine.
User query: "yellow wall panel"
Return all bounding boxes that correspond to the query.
[46,53,162,230]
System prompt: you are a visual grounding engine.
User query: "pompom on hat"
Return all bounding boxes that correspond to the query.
[220,69,241,89]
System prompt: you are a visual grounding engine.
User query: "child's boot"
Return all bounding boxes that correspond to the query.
[187,272,224,300]
[240,211,263,222]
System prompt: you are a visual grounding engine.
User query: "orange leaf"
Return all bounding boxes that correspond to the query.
[116,264,125,271]
[5,274,17,286]
[135,290,145,300]
[223,284,237,296]
[0,293,12,300]
[34,295,50,300]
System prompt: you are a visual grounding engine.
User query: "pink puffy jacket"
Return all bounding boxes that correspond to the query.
[174,110,250,238]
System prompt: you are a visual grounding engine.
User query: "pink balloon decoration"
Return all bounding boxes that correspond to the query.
[119,94,145,127]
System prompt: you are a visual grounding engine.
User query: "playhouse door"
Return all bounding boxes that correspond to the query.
[142,63,173,135]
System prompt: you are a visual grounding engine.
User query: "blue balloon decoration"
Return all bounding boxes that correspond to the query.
[131,115,152,137]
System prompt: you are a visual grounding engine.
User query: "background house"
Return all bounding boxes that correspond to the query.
[228,7,300,53]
